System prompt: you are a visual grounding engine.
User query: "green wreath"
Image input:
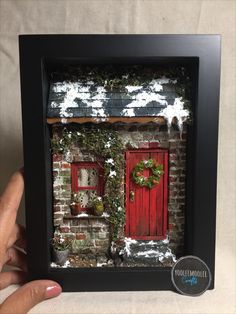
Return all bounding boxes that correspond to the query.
[132,159,164,189]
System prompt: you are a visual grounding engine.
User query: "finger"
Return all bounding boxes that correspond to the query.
[0,280,62,314]
[4,247,27,272]
[0,171,24,266]
[0,171,24,214]
[0,270,26,291]
[7,224,27,250]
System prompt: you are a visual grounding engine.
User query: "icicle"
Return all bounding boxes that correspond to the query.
[158,97,189,137]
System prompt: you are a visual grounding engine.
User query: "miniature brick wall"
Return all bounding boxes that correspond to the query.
[53,150,110,256]
[52,124,186,257]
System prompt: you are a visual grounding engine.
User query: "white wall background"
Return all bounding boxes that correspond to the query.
[0,1,235,313]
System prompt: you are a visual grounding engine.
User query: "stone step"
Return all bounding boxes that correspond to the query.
[123,238,176,266]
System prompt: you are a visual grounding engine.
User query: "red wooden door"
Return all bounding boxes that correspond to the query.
[125,149,168,240]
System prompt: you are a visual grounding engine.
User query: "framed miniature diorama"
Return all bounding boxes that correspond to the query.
[19,35,221,291]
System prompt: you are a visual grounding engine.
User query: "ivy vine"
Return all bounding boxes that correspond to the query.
[51,125,125,240]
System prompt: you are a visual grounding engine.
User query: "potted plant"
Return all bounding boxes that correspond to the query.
[92,196,104,216]
[70,193,82,215]
[51,234,71,266]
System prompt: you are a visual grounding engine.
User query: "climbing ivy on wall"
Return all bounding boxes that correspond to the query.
[51,125,125,240]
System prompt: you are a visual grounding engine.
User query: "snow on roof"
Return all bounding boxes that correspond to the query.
[48,79,180,118]
[47,66,190,129]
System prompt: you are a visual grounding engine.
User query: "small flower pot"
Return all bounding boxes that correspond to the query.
[93,202,104,216]
[70,203,82,215]
[52,248,70,266]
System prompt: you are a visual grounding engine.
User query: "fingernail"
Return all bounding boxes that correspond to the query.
[45,285,62,299]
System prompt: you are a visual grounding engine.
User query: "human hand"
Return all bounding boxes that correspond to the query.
[0,171,62,314]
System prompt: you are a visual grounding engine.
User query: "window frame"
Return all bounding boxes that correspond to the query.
[71,161,104,211]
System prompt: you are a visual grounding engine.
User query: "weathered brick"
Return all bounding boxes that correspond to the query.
[53,191,60,198]
[53,162,60,169]
[98,231,108,239]
[169,169,181,176]
[53,154,62,162]
[169,176,178,183]
[61,191,71,198]
[138,141,149,149]
[59,225,70,233]
[168,223,177,231]
[143,133,153,141]
[62,163,71,169]
[53,171,58,178]
[182,132,187,140]
[169,148,177,154]
[149,141,160,148]
[95,239,109,247]
[179,176,186,183]
[169,154,178,162]
[169,190,177,197]
[179,148,186,154]
[61,184,71,191]
[60,170,70,177]
[54,211,63,218]
[70,226,80,233]
[169,132,181,140]
[63,177,71,184]
[53,206,61,212]
[178,191,185,197]
[76,232,87,240]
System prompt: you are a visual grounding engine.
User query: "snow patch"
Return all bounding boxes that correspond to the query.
[105,142,111,148]
[137,249,160,257]
[87,100,104,108]
[124,237,138,257]
[60,118,68,124]
[162,236,170,244]
[52,82,108,117]
[125,85,143,93]
[126,91,168,108]
[50,260,71,268]
[76,212,89,217]
[109,170,117,177]
[97,262,108,267]
[147,240,155,245]
[149,80,163,92]
[105,158,114,165]
[158,97,189,133]
[122,108,135,117]
[91,107,107,117]
[101,212,110,218]
[55,83,80,117]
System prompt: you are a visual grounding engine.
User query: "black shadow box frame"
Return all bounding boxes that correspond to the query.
[19,35,221,292]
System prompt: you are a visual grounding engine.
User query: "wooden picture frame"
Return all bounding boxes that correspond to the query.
[19,35,221,291]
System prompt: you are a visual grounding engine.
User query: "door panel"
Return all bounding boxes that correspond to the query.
[125,149,168,240]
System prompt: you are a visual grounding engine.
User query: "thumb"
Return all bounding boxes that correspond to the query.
[0,280,62,314]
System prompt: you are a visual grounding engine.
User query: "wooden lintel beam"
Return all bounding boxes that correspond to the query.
[46,116,167,124]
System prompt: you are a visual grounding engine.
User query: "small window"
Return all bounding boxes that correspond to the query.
[71,162,104,211]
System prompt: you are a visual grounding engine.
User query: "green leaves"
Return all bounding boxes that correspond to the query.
[132,159,164,189]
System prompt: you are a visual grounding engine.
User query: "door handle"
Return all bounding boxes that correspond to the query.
[130,190,135,201]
